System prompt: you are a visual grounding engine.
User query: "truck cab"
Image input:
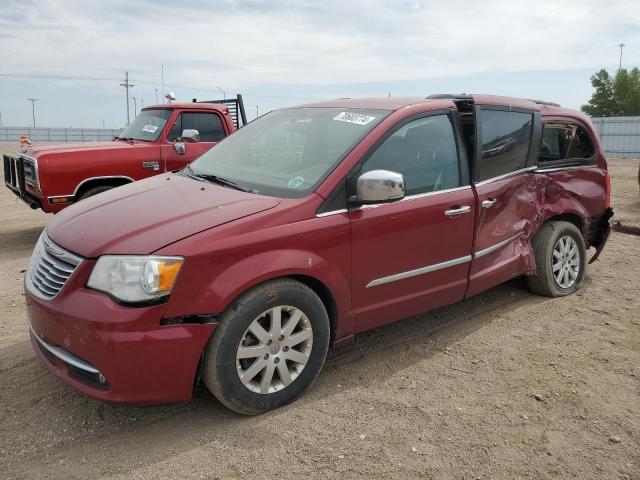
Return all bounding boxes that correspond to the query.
[3,96,247,213]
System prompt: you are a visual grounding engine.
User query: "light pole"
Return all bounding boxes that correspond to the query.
[619,43,625,69]
[140,99,144,108]
[216,86,226,100]
[132,97,137,117]
[155,88,158,104]
[27,98,38,127]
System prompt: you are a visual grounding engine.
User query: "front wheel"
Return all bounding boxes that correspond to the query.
[201,278,330,415]
[527,221,587,297]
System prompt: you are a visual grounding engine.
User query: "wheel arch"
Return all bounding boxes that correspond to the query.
[73,176,134,199]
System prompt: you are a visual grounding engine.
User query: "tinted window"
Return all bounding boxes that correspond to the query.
[539,123,595,162]
[169,112,225,142]
[361,115,460,195]
[478,110,533,181]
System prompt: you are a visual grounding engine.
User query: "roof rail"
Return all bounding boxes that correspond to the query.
[426,94,473,100]
[529,99,561,107]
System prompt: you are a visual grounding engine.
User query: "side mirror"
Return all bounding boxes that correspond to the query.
[181,129,199,143]
[173,142,186,155]
[351,169,405,205]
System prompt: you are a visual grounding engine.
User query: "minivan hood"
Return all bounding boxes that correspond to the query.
[47,174,281,257]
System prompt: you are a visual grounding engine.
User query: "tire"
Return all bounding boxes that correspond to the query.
[201,278,330,415]
[77,185,114,201]
[526,221,587,297]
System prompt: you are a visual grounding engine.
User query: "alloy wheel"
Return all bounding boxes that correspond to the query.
[552,235,580,289]
[235,306,313,394]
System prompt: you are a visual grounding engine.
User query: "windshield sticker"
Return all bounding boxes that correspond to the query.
[142,124,159,133]
[287,176,305,189]
[333,112,376,126]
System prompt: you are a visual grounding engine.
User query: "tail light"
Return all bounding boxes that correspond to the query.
[604,170,611,208]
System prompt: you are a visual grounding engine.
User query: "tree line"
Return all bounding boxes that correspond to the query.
[581,67,640,117]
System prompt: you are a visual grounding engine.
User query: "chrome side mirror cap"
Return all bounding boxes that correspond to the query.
[181,129,199,143]
[353,169,405,204]
[173,142,186,155]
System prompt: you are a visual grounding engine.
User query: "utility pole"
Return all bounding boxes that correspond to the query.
[120,71,134,125]
[27,98,38,127]
[619,43,625,70]
[132,97,137,117]
[140,99,144,108]
[154,88,158,103]
[256,105,259,118]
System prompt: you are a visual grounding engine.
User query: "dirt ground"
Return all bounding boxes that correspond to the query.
[0,142,638,480]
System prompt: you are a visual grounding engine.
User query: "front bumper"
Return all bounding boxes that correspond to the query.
[26,274,217,405]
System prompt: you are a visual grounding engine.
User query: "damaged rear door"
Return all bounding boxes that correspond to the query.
[467,105,542,297]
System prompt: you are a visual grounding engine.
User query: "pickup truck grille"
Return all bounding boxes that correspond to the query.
[22,157,38,188]
[3,154,24,193]
[27,232,83,300]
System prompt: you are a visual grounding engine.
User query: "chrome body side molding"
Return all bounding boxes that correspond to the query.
[473,231,524,259]
[366,255,472,288]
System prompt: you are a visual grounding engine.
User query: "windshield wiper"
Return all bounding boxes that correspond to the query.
[183,165,256,193]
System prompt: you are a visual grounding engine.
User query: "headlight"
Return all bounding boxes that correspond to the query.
[87,256,183,304]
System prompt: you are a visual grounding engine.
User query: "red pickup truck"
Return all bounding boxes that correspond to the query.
[3,96,247,213]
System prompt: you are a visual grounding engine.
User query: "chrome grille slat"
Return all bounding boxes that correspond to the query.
[26,231,83,300]
[33,268,65,289]
[35,263,68,283]
[39,255,75,274]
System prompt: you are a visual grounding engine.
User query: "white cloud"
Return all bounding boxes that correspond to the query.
[1,0,639,91]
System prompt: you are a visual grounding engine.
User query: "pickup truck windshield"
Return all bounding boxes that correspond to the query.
[188,107,389,198]
[118,109,172,142]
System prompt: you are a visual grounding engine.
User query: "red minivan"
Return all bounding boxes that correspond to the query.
[25,95,613,414]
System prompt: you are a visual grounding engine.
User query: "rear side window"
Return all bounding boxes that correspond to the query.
[361,114,460,195]
[477,109,533,181]
[169,112,225,142]
[539,123,595,163]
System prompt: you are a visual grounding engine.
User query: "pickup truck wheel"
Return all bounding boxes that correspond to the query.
[527,221,586,297]
[201,278,330,415]
[78,185,114,200]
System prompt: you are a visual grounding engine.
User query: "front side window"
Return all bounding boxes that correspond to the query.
[539,122,595,163]
[168,112,225,142]
[119,109,172,142]
[478,109,533,181]
[360,114,460,195]
[188,108,389,198]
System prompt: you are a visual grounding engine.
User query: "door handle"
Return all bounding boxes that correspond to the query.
[444,205,471,217]
[482,198,497,208]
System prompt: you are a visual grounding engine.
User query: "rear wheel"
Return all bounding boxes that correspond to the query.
[201,278,330,415]
[77,185,114,200]
[527,221,587,297]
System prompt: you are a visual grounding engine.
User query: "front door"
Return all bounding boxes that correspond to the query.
[161,111,227,171]
[467,106,540,296]
[350,112,476,332]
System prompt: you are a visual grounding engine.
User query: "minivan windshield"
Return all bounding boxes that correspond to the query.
[187,107,389,197]
[118,109,172,142]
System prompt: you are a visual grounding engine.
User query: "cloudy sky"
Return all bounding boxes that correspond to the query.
[1,0,639,128]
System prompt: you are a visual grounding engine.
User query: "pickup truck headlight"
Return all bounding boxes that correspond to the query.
[87,256,183,304]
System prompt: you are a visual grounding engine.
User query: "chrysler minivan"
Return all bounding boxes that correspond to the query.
[25,94,613,414]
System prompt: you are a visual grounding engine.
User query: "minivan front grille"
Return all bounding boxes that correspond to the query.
[27,231,83,300]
